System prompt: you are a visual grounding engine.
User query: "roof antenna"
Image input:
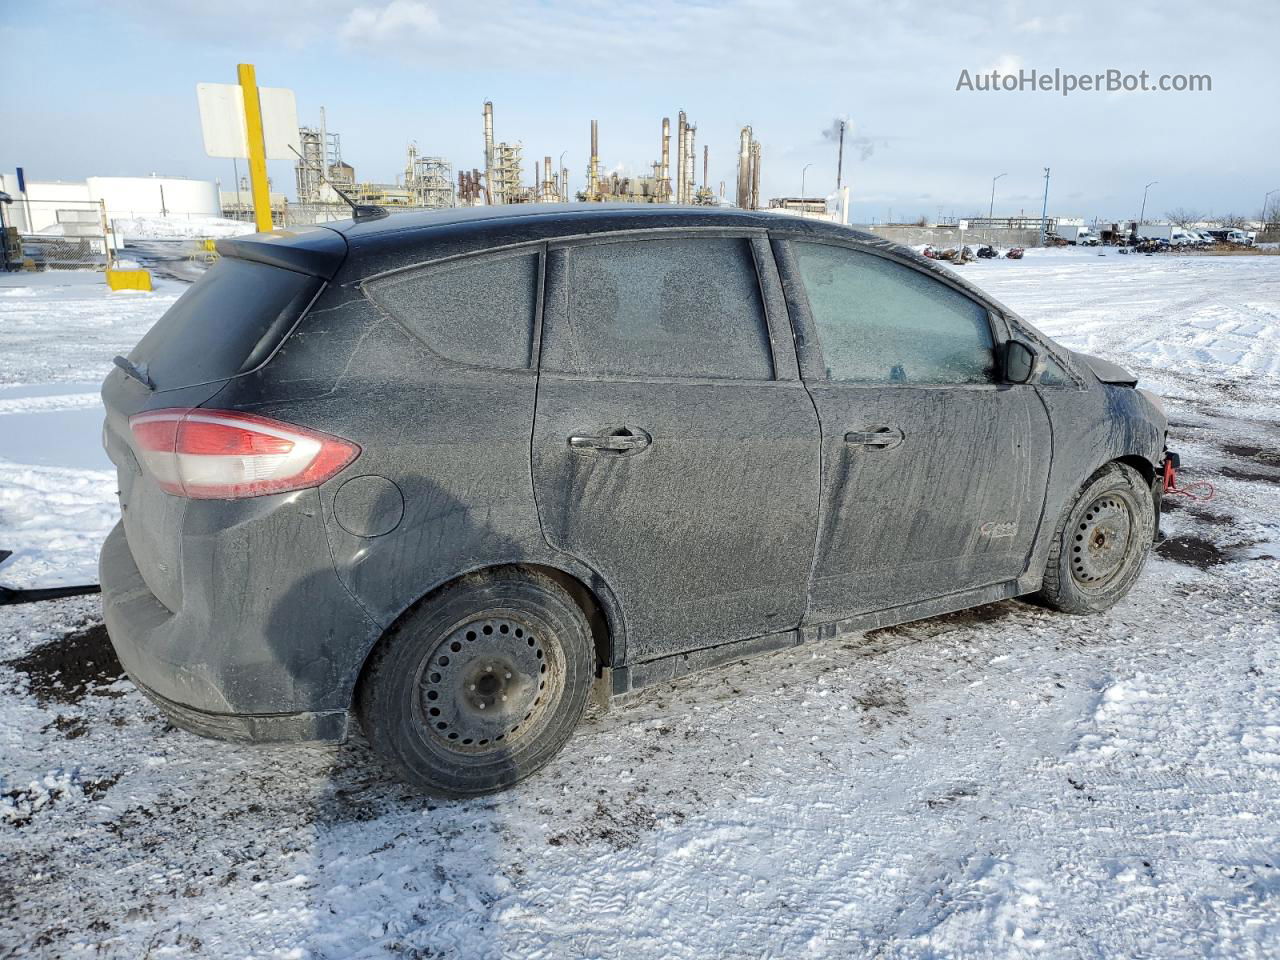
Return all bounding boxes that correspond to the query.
[288,144,388,222]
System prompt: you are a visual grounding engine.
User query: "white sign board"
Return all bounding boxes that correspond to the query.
[196,83,300,160]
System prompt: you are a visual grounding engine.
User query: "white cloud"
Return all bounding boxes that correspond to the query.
[982,54,1024,76]
[341,0,440,45]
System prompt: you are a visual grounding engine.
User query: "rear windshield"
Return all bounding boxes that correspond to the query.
[127,257,321,389]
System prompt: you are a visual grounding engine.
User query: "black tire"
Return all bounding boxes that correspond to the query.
[1037,462,1155,614]
[356,568,595,796]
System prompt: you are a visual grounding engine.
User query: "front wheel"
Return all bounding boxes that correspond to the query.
[356,568,595,796]
[1036,462,1155,614]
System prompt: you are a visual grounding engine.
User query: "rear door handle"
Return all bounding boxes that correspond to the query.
[569,428,652,454]
[844,427,904,450]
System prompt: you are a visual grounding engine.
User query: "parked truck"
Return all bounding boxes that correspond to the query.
[1136,224,1174,242]
[1135,224,1204,249]
[1055,223,1099,245]
[1206,228,1253,246]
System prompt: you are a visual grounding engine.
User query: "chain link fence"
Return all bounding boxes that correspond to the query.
[6,198,118,270]
[281,202,351,227]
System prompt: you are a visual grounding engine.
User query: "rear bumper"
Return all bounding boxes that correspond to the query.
[100,498,381,741]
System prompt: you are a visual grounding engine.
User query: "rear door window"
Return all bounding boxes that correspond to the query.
[794,243,995,384]
[366,251,539,369]
[542,237,774,380]
[128,257,320,389]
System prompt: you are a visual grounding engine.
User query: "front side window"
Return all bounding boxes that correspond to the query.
[794,243,995,385]
[542,237,773,380]
[365,251,539,369]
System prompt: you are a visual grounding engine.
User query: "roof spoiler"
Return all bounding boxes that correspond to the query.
[215,226,348,280]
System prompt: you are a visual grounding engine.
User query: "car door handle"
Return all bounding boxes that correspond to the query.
[844,427,904,450]
[569,429,652,453]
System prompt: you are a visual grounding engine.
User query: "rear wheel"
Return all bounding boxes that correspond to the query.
[1037,462,1154,614]
[356,568,595,796]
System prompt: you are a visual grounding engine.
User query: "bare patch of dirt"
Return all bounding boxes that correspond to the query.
[1221,444,1280,466]
[3,624,124,706]
[43,715,89,740]
[1220,466,1280,486]
[1156,535,1229,569]
[1163,498,1238,528]
[1185,507,1236,527]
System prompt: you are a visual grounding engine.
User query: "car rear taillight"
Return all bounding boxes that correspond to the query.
[128,408,359,500]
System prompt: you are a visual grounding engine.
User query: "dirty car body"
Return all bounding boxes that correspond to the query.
[100,205,1170,792]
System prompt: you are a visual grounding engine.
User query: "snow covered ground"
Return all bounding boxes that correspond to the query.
[0,272,182,587]
[1,249,1278,957]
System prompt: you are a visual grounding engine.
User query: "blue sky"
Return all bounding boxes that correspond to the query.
[4,0,1277,222]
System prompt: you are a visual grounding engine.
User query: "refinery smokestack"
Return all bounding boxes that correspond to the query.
[483,101,496,205]
[544,154,552,201]
[661,117,671,202]
[676,111,687,204]
[737,126,751,209]
[703,144,708,190]
[750,140,762,211]
[589,119,599,197]
[685,122,696,204]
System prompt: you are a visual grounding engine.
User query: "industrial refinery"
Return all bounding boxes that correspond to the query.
[265,100,759,224]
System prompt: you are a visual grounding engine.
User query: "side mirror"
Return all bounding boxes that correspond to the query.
[1003,340,1039,384]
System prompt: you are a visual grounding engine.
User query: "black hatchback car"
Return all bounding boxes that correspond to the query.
[101,205,1171,795]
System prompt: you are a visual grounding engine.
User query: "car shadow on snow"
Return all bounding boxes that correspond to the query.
[253,477,568,954]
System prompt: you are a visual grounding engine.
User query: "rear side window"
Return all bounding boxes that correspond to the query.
[794,243,995,385]
[543,237,773,380]
[128,258,320,390]
[366,252,538,369]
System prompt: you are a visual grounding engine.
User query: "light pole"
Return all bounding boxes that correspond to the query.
[1264,188,1279,226]
[835,120,846,191]
[801,163,813,197]
[1139,180,1158,225]
[989,172,1007,221]
[1039,167,1051,246]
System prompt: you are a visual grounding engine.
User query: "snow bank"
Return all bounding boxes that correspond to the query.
[111,215,255,241]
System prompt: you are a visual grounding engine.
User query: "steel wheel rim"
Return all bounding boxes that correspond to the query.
[415,614,562,755]
[1069,491,1135,589]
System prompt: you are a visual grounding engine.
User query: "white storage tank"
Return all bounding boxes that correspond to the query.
[86,176,220,221]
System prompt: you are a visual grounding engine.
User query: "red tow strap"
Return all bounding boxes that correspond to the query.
[1163,457,1214,502]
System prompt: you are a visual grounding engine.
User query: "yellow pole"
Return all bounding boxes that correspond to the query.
[237,63,273,232]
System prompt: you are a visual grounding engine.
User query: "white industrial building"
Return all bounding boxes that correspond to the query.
[0,174,221,234]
